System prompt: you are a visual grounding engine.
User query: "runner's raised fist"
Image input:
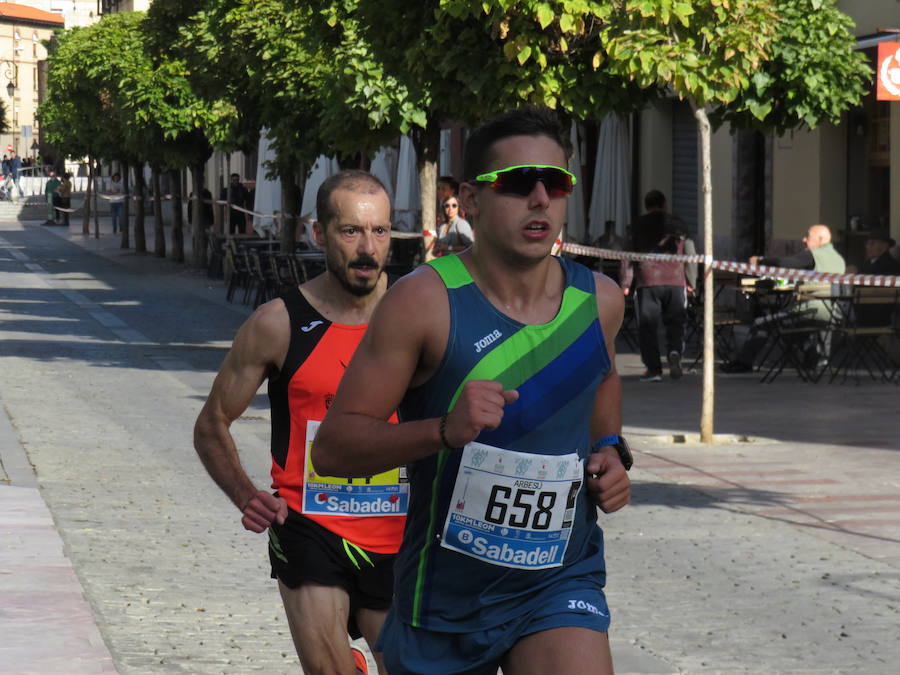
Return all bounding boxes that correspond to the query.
[442,380,518,448]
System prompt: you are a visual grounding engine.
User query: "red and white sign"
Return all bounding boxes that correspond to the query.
[876,41,900,101]
[5,145,11,152]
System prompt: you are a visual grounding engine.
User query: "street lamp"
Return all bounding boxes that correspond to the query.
[1,60,16,155]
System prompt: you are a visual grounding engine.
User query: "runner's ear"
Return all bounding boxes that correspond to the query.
[459,183,478,221]
[311,220,327,248]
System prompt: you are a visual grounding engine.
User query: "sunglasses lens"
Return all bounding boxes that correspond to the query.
[491,168,573,197]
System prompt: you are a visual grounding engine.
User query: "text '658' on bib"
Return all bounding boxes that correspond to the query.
[441,442,583,570]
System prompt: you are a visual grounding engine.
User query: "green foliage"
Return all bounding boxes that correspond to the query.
[39,11,226,168]
[176,0,416,175]
[710,0,871,133]
[601,0,777,109]
[599,0,868,132]
[358,0,651,127]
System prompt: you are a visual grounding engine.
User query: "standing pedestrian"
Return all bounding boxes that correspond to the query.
[56,173,72,228]
[220,173,249,235]
[107,172,124,234]
[315,107,631,675]
[620,190,697,381]
[8,151,23,200]
[194,170,404,675]
[44,171,60,225]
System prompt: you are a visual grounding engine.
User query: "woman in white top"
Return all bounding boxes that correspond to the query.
[432,197,474,257]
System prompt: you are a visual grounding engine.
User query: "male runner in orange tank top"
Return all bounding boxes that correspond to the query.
[194,170,402,674]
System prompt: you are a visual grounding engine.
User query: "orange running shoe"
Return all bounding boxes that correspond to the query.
[351,646,369,674]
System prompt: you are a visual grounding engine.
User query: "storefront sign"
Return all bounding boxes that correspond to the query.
[877,41,900,101]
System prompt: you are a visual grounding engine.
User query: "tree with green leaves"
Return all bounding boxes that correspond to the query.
[39,22,127,238]
[599,0,869,441]
[40,11,231,261]
[356,0,651,240]
[167,0,415,250]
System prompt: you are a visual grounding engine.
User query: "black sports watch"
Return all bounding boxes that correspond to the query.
[591,434,633,471]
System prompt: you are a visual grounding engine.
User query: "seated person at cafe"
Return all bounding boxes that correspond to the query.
[721,224,845,373]
[848,230,900,276]
[846,229,900,327]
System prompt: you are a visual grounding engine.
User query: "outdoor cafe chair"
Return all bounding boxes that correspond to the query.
[826,286,899,384]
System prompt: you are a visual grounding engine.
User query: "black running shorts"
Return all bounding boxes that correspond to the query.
[268,508,395,636]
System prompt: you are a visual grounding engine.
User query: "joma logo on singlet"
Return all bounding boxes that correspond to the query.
[474,329,502,354]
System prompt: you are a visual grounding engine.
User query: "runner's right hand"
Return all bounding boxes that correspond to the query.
[240,490,287,533]
[443,380,518,448]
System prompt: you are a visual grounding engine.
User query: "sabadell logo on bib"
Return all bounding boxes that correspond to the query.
[315,493,403,514]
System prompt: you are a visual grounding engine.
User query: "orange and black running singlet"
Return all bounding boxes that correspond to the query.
[268,286,405,554]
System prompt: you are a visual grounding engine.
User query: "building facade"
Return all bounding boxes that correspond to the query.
[0,3,64,160]
[99,1,150,13]
[2,1,100,28]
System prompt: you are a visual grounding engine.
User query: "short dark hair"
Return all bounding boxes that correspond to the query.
[316,169,389,228]
[463,106,571,181]
[437,176,459,193]
[644,190,666,210]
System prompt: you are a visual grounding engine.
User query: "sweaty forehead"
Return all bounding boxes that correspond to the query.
[330,188,391,223]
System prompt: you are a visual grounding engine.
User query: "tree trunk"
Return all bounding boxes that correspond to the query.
[694,105,715,443]
[280,168,302,252]
[120,162,130,250]
[171,168,184,263]
[93,159,100,239]
[416,121,441,260]
[152,167,165,258]
[191,162,207,268]
[134,167,147,254]
[82,158,93,236]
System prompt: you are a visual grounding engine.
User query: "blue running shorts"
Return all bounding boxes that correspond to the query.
[377,573,610,675]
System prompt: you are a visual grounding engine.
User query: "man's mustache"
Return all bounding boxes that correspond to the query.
[349,255,379,269]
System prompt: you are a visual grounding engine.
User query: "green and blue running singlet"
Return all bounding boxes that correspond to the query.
[394,254,612,632]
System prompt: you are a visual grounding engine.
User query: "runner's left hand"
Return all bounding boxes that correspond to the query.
[585,448,630,513]
[240,490,288,533]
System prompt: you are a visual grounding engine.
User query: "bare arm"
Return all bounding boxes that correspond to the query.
[313,267,517,477]
[193,300,289,532]
[684,237,698,292]
[585,273,631,513]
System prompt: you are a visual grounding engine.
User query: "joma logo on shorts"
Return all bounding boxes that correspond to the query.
[474,329,502,353]
[568,599,608,617]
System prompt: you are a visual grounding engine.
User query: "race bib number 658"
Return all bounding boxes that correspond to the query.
[441,442,583,570]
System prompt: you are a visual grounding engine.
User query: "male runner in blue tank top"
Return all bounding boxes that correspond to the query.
[315,107,631,674]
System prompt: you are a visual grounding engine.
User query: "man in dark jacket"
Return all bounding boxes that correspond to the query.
[8,151,23,199]
[855,230,900,276]
[852,230,900,327]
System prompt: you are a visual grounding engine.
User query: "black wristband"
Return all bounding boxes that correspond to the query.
[439,412,455,449]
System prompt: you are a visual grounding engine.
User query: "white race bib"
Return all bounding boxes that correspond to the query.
[301,421,408,517]
[441,442,583,570]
